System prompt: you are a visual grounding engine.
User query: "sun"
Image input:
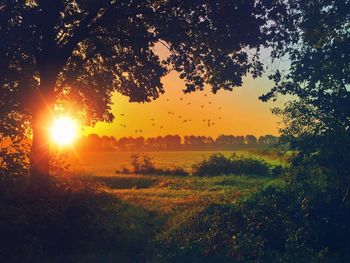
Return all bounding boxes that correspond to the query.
[50,116,78,146]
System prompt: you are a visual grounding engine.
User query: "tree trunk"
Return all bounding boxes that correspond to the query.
[29,107,51,182]
[29,72,57,181]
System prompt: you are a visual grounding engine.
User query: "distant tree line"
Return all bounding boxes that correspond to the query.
[76,134,279,152]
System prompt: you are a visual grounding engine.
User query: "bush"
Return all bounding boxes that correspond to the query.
[117,153,189,176]
[155,185,350,262]
[192,153,271,176]
[0,176,160,262]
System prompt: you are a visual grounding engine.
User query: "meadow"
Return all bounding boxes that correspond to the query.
[2,147,348,262]
[65,150,283,261]
[67,150,284,176]
[65,150,283,212]
[1,150,285,262]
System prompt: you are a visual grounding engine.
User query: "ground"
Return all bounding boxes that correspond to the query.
[90,173,281,214]
[0,150,286,262]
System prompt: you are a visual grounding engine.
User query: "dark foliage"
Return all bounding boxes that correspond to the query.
[0,0,284,176]
[155,185,350,263]
[0,115,30,178]
[116,153,189,176]
[75,134,279,152]
[192,153,271,177]
[0,177,160,263]
[262,0,350,194]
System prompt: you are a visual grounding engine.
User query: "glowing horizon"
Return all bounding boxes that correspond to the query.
[83,45,284,139]
[82,72,283,139]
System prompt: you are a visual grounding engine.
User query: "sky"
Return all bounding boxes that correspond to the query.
[83,46,285,139]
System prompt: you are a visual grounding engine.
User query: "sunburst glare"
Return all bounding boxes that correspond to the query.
[50,116,78,146]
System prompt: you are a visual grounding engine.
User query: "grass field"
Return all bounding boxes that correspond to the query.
[2,150,285,262]
[67,150,284,214]
[78,166,283,262]
[67,150,285,176]
[66,150,284,261]
[68,150,281,213]
[89,173,282,213]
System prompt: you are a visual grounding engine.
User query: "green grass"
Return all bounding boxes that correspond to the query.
[1,150,285,262]
[0,177,163,263]
[1,172,280,261]
[85,173,282,213]
[67,150,287,176]
[76,150,284,214]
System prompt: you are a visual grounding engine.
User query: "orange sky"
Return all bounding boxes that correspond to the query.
[83,46,285,138]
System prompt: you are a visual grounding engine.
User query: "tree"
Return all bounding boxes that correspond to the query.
[0,0,280,179]
[262,0,350,191]
[133,136,145,151]
[235,136,245,146]
[245,135,257,145]
[117,137,131,151]
[258,135,278,146]
[215,135,236,146]
[164,135,181,150]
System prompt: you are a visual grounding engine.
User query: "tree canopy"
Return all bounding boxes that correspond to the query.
[262,0,350,188]
[0,0,279,125]
[0,0,283,177]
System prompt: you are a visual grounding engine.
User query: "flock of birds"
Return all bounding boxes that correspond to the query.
[118,93,224,133]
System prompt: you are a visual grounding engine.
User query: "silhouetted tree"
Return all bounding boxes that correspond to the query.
[0,0,283,179]
[245,135,257,145]
[262,0,350,191]
[164,135,181,150]
[215,135,236,146]
[133,137,145,151]
[100,136,117,151]
[184,135,212,147]
[258,135,278,146]
[235,136,245,145]
[145,137,156,150]
[117,137,132,151]
[204,136,215,145]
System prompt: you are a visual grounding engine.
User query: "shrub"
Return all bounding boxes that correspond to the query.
[192,153,271,176]
[155,185,350,262]
[117,153,189,176]
[0,176,159,262]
